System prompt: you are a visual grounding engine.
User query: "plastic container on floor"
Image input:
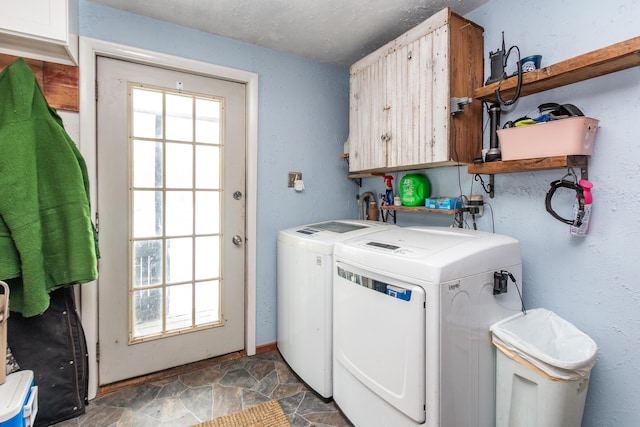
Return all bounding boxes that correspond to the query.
[0,370,38,427]
[490,308,597,427]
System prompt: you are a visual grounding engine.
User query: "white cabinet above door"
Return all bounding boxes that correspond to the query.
[0,0,78,65]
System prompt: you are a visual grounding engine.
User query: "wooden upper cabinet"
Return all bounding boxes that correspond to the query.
[348,8,484,173]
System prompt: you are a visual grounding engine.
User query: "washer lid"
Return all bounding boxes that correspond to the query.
[278,220,396,252]
[334,226,521,283]
[304,221,369,233]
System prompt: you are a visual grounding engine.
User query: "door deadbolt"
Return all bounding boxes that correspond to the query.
[232,235,243,246]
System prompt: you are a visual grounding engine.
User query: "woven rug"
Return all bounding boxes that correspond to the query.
[192,400,290,427]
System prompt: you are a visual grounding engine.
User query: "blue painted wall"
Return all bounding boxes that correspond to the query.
[81,0,640,424]
[360,1,639,425]
[80,1,357,345]
[466,3,640,425]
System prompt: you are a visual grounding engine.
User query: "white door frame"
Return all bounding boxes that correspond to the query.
[78,37,258,399]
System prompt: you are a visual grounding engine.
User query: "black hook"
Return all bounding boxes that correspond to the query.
[474,174,492,195]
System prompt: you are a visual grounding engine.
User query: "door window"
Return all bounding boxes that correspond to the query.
[129,84,223,342]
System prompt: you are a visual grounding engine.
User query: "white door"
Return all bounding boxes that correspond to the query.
[96,57,246,385]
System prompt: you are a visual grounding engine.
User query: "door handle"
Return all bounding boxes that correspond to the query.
[232,235,243,246]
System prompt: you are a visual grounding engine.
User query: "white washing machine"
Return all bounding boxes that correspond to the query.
[277,220,396,399]
[332,226,523,426]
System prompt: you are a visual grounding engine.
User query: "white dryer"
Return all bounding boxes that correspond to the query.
[332,226,523,426]
[277,220,396,399]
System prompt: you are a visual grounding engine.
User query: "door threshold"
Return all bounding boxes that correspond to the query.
[96,350,247,398]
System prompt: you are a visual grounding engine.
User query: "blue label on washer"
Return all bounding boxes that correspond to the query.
[386,285,411,301]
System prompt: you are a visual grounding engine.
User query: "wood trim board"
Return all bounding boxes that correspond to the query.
[0,53,79,111]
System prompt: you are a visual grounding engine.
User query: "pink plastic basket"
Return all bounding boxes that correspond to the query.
[498,117,599,161]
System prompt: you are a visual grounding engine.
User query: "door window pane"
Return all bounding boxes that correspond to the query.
[132,88,163,139]
[166,94,193,142]
[133,240,162,287]
[165,191,193,236]
[132,190,162,238]
[166,143,193,188]
[195,236,219,280]
[166,237,193,284]
[166,284,192,331]
[195,281,220,325]
[133,288,163,337]
[132,140,162,188]
[195,145,220,189]
[195,98,221,144]
[195,191,220,234]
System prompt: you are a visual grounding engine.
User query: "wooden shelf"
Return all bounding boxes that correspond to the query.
[347,172,385,179]
[467,38,640,196]
[380,205,460,215]
[467,155,588,176]
[474,36,640,103]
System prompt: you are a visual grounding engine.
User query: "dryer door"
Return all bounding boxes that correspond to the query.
[334,261,426,423]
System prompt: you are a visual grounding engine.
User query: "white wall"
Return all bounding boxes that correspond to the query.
[358,1,639,425]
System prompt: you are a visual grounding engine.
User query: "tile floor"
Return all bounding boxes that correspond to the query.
[51,350,353,427]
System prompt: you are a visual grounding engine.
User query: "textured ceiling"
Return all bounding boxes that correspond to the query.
[89,0,489,68]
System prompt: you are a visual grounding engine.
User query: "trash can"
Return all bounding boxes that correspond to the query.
[490,308,598,427]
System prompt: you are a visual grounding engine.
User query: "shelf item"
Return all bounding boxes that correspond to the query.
[0,0,78,66]
[347,7,484,173]
[379,204,465,227]
[380,205,461,215]
[474,36,640,103]
[498,117,598,161]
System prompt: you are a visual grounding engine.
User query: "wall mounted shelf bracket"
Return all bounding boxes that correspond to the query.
[468,155,589,198]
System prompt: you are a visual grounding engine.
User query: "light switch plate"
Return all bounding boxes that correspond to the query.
[288,172,302,188]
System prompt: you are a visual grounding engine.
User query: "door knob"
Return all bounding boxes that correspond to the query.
[232,235,243,246]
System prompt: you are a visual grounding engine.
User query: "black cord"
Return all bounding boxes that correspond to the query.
[507,271,527,315]
[495,45,522,106]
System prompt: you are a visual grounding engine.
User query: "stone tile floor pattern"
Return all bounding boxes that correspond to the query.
[52,350,353,427]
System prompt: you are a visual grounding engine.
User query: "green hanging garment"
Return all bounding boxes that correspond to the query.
[0,58,99,317]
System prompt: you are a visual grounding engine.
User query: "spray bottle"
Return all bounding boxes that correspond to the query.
[383,175,394,206]
[570,179,593,236]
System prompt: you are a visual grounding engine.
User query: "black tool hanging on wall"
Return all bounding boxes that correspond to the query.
[545,169,586,227]
[484,32,524,163]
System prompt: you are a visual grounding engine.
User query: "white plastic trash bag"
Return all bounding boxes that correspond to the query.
[490,308,597,381]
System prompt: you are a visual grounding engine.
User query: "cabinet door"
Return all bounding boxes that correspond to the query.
[386,26,450,168]
[349,57,388,172]
[0,0,68,43]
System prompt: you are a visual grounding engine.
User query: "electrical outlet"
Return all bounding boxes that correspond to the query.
[288,172,302,188]
[467,195,484,216]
